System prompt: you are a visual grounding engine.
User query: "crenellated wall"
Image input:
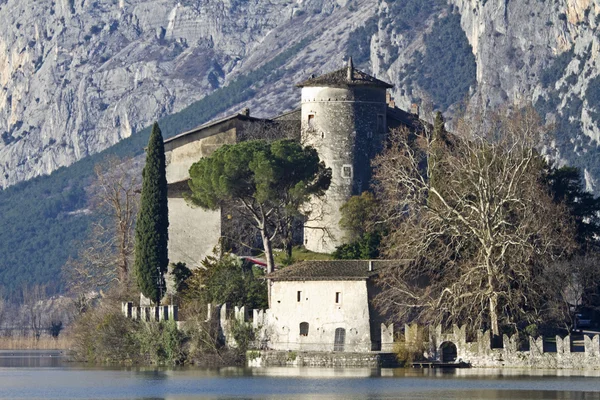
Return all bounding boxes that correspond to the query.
[406,324,600,369]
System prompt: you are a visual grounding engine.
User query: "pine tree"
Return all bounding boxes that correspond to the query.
[134,122,169,304]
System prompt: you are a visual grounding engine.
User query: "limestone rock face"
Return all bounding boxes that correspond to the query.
[3,0,600,190]
[0,0,348,187]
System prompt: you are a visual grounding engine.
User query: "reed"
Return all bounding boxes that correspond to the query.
[0,336,73,350]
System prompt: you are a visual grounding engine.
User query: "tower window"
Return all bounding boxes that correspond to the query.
[335,292,342,304]
[300,322,309,336]
[342,165,353,178]
[308,114,315,130]
[377,114,385,133]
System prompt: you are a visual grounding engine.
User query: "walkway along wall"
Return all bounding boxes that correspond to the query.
[409,324,600,369]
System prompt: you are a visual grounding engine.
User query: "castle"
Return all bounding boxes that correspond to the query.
[164,59,418,266]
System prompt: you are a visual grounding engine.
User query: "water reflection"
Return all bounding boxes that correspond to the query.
[0,351,599,399]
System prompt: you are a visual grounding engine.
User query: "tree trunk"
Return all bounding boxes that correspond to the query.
[489,293,499,337]
[261,228,275,308]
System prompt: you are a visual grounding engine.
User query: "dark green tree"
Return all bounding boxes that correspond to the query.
[187,139,330,275]
[334,192,382,260]
[134,122,169,304]
[546,166,600,251]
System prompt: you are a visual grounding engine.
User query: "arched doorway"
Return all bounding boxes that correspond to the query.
[334,328,346,352]
[440,341,457,363]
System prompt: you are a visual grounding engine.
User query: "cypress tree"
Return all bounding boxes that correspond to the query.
[134,122,169,304]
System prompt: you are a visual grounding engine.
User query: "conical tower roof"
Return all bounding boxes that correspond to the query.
[297,57,393,89]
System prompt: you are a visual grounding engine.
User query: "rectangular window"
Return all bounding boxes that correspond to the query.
[377,114,385,134]
[335,292,342,304]
[308,114,315,130]
[297,291,302,302]
[342,165,353,178]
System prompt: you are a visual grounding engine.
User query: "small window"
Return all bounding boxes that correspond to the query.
[342,165,353,178]
[377,114,385,133]
[297,291,302,302]
[335,292,342,304]
[308,114,315,130]
[300,322,309,336]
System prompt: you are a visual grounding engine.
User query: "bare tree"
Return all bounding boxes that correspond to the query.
[374,106,576,336]
[21,284,46,339]
[63,156,141,295]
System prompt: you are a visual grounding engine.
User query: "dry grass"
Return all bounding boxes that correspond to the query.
[0,336,73,350]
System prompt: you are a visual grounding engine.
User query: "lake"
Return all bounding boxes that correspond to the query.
[1,350,600,399]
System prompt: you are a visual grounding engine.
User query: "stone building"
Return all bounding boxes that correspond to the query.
[164,59,418,265]
[163,111,298,267]
[255,260,397,353]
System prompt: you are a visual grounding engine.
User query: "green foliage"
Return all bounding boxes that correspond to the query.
[72,307,141,363]
[134,123,169,304]
[334,191,382,259]
[135,320,186,365]
[339,191,378,241]
[273,246,332,266]
[171,262,192,293]
[188,139,330,211]
[332,231,382,260]
[72,303,186,365]
[188,139,330,270]
[409,11,477,110]
[0,37,311,301]
[182,254,268,311]
[230,318,256,352]
[546,166,600,251]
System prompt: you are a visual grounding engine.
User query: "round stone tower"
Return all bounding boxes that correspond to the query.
[298,58,393,253]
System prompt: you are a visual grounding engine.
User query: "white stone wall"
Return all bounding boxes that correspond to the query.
[165,128,238,267]
[167,197,221,268]
[265,280,373,352]
[165,128,237,184]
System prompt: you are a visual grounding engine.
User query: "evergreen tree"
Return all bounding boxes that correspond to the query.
[134,122,169,304]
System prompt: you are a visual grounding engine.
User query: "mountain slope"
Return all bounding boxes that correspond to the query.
[3,0,600,300]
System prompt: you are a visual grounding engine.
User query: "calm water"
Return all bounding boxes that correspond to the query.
[1,351,600,400]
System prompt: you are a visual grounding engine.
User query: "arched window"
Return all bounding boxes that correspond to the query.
[300,322,309,336]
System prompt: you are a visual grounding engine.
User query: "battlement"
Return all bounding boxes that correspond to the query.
[121,302,178,322]
[404,324,600,369]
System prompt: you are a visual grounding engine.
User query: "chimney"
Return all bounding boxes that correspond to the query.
[387,92,396,108]
[241,108,250,117]
[411,103,419,116]
[368,260,373,272]
[347,57,354,81]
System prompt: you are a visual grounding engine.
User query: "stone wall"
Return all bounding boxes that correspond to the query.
[301,85,388,253]
[406,324,600,369]
[205,301,394,354]
[121,302,179,322]
[247,350,398,367]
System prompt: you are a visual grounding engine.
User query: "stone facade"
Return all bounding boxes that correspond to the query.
[247,350,398,368]
[407,324,600,369]
[300,84,388,253]
[299,61,393,253]
[164,113,282,268]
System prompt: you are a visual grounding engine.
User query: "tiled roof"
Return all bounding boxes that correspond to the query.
[268,260,406,281]
[164,112,265,145]
[297,60,393,89]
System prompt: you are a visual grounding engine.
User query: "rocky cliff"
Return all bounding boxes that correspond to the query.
[1,0,600,190]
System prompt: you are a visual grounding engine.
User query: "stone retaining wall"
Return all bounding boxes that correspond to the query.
[247,350,399,367]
